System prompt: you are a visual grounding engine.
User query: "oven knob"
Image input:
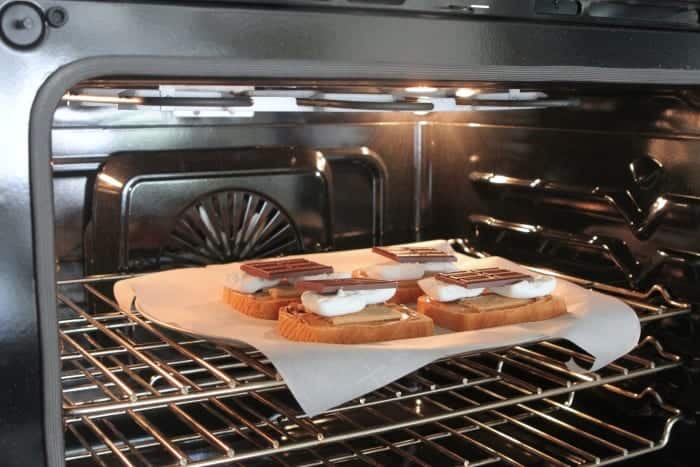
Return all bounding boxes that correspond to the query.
[0,2,45,49]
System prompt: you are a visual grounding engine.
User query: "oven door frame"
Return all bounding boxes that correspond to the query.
[4,1,700,465]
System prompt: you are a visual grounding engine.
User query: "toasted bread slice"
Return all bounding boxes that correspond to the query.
[416,294,566,331]
[390,283,424,304]
[223,287,301,320]
[278,303,434,344]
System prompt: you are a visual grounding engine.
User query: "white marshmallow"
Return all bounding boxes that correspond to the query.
[417,277,484,302]
[224,269,280,294]
[225,269,347,294]
[301,287,397,317]
[354,287,397,305]
[290,271,352,283]
[492,275,556,299]
[301,290,367,317]
[363,262,426,280]
[423,261,460,272]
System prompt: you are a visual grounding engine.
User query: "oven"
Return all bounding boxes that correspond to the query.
[2,1,699,465]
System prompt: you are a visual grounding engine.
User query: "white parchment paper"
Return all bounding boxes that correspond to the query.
[114,240,640,416]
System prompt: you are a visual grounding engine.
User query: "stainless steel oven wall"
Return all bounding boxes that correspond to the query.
[6,1,700,466]
[52,112,420,279]
[423,95,700,302]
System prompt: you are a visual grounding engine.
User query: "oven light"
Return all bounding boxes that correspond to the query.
[405,86,437,93]
[456,88,477,98]
[413,111,431,116]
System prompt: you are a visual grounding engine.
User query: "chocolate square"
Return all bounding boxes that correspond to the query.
[435,268,531,289]
[372,246,456,263]
[241,258,332,279]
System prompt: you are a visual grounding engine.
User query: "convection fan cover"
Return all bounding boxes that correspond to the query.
[160,189,302,266]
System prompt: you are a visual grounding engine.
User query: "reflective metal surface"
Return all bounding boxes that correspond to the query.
[58,274,683,466]
[85,146,333,274]
[2,0,700,465]
[425,115,700,302]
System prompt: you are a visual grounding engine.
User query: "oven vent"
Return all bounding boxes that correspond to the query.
[160,190,302,267]
[84,146,334,275]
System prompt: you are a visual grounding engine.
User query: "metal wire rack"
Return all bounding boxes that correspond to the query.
[59,273,688,466]
[450,238,693,324]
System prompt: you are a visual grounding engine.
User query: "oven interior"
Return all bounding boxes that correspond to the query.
[53,79,700,466]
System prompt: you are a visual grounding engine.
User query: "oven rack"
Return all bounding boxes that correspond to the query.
[450,239,692,324]
[60,277,685,466]
[59,275,685,419]
[64,366,681,466]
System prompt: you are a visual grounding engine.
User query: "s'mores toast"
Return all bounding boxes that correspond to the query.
[416,268,567,331]
[353,246,459,304]
[278,278,433,344]
[223,258,348,320]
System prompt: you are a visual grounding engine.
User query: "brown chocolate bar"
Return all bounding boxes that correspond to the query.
[295,278,398,294]
[241,258,332,279]
[435,268,532,289]
[372,246,456,263]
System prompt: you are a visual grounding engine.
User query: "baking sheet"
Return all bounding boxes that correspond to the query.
[114,240,640,416]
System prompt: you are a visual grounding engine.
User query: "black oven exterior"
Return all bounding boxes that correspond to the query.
[3,1,700,466]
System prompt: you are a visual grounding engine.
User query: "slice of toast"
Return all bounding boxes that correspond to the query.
[278,303,434,344]
[416,293,566,331]
[390,283,424,304]
[223,287,301,320]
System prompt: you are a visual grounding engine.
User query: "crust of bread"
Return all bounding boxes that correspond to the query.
[277,303,434,344]
[352,269,422,304]
[223,288,300,320]
[416,294,567,331]
[389,283,423,304]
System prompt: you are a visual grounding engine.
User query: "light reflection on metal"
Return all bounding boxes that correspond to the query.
[405,86,437,93]
[96,173,123,189]
[456,88,477,98]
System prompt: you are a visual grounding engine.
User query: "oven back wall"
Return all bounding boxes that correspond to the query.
[52,114,419,278]
[54,96,700,303]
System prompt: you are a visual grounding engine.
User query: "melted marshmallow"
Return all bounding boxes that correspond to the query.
[290,271,351,283]
[363,262,426,280]
[491,275,556,299]
[225,270,348,294]
[363,260,459,281]
[301,287,397,317]
[417,277,484,302]
[423,261,460,273]
[224,269,280,294]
